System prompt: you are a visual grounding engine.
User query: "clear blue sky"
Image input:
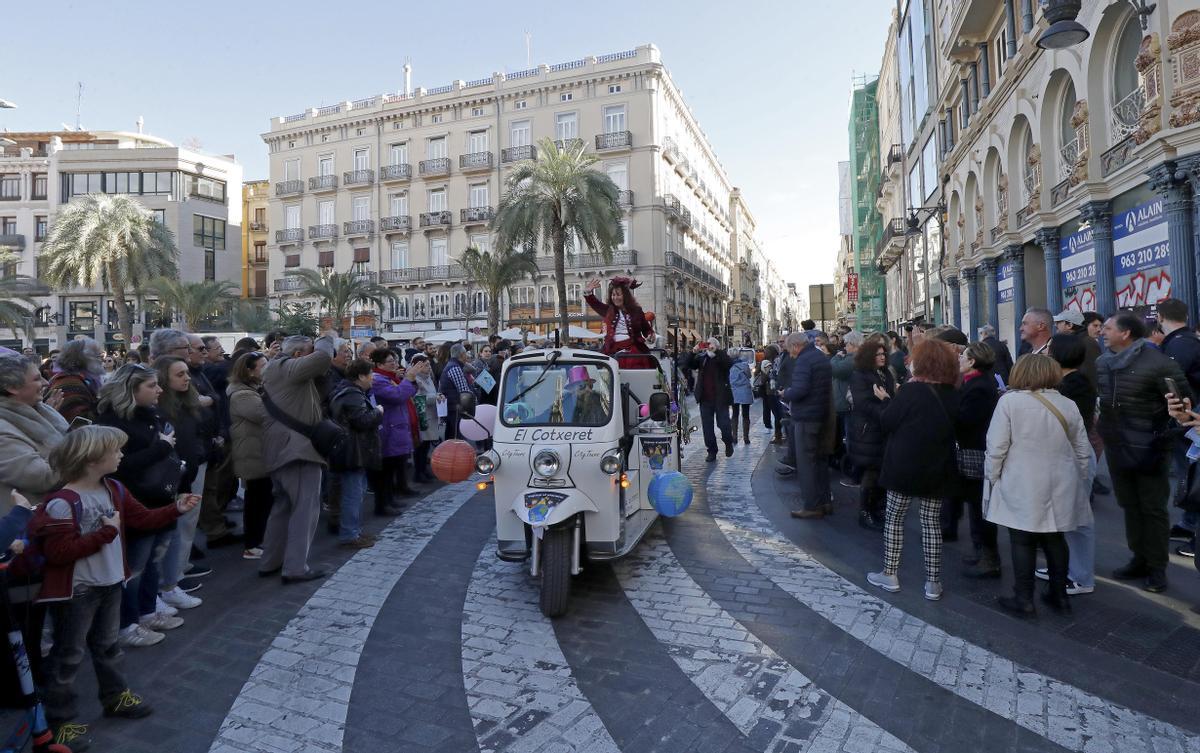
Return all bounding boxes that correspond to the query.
[1,0,893,291]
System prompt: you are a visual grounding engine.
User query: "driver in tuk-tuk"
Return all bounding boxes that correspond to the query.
[567,366,608,425]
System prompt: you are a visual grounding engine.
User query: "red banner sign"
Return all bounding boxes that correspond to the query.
[847,273,859,302]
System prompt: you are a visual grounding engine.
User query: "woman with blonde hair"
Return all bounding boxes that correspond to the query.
[985,354,1092,616]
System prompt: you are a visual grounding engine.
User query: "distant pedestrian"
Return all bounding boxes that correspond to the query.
[955,342,1001,579]
[978,324,1013,385]
[729,348,754,445]
[756,345,782,444]
[227,351,273,561]
[689,337,734,462]
[848,335,894,530]
[781,332,833,519]
[330,360,383,548]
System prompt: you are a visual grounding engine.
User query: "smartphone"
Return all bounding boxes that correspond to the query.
[163,421,174,435]
[69,416,93,431]
[1165,377,1182,402]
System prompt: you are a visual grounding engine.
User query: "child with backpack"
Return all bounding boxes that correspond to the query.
[28,425,199,743]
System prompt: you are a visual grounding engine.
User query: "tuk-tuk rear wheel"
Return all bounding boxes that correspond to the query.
[539,526,573,618]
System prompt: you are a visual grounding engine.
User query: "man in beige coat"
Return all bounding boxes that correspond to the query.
[260,333,336,582]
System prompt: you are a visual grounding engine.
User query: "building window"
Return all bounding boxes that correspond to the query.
[605,162,628,191]
[353,148,370,171]
[352,196,371,222]
[285,205,301,229]
[515,99,527,110]
[1,217,15,235]
[467,130,488,153]
[35,216,48,241]
[254,207,266,224]
[413,296,427,319]
[427,137,447,159]
[284,159,300,181]
[390,142,408,165]
[996,30,1008,77]
[321,134,329,143]
[555,112,578,141]
[193,215,226,250]
[454,291,468,315]
[603,105,626,133]
[185,173,226,202]
[69,301,96,331]
[318,200,335,226]
[430,237,448,266]
[469,183,489,208]
[392,296,410,320]
[32,174,47,199]
[567,283,582,306]
[560,92,573,102]
[318,154,334,176]
[472,106,484,117]
[469,233,491,254]
[431,113,444,124]
[356,127,366,136]
[389,193,409,217]
[392,120,404,130]
[204,250,215,281]
[430,292,450,317]
[288,140,296,149]
[510,120,531,147]
[608,84,622,94]
[473,291,488,314]
[391,241,409,268]
[254,241,267,262]
[428,188,447,212]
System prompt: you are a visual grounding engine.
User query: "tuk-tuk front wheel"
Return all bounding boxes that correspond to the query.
[539,525,573,618]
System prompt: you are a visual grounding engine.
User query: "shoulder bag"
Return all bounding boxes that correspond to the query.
[261,391,348,460]
[1030,391,1072,442]
[926,383,983,480]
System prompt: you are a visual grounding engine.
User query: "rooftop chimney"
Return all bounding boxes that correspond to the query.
[403,62,412,96]
[136,116,144,134]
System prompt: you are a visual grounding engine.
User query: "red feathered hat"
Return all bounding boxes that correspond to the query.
[610,275,641,290]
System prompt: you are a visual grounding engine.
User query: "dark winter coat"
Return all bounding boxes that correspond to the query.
[97,405,181,508]
[1162,326,1200,396]
[955,370,999,451]
[848,368,895,471]
[689,351,734,406]
[1058,370,1097,434]
[782,345,832,422]
[1097,339,1188,468]
[330,380,383,472]
[983,336,1013,384]
[878,381,959,496]
[888,349,909,385]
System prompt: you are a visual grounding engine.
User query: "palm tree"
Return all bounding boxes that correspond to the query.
[284,268,397,336]
[148,278,239,331]
[271,301,318,337]
[456,245,539,335]
[39,193,178,344]
[0,252,37,339]
[232,300,276,333]
[493,137,624,337]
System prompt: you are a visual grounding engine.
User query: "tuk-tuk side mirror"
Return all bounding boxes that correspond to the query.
[648,392,670,423]
[459,391,477,418]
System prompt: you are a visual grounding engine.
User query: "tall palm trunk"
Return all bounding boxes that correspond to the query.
[108,261,133,344]
[488,294,501,336]
[553,223,568,340]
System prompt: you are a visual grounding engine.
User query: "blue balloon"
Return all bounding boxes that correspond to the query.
[648,471,693,517]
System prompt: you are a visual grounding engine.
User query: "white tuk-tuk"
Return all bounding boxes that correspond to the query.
[475,347,687,617]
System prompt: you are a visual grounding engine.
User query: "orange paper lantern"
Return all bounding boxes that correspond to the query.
[432,439,477,483]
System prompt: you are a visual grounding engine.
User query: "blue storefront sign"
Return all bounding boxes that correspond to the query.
[997,261,1014,303]
[1060,224,1096,312]
[1113,197,1171,308]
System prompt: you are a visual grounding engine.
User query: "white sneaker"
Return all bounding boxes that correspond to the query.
[1066,580,1094,595]
[155,596,178,617]
[140,612,184,631]
[118,624,165,648]
[924,581,943,601]
[867,571,900,592]
[160,586,202,610]
[1035,567,1049,581]
[242,547,263,560]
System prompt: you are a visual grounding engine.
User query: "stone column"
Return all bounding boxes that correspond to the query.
[982,258,1000,332]
[1168,157,1200,315]
[979,43,991,98]
[1021,0,1034,32]
[1006,245,1026,349]
[963,267,980,335]
[970,63,980,112]
[945,273,960,329]
[1081,201,1115,314]
[1005,0,1018,57]
[960,80,970,127]
[1035,226,1062,310]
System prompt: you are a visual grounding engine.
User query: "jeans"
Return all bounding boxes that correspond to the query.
[1065,526,1095,587]
[121,528,172,628]
[791,419,830,511]
[337,470,368,542]
[1009,529,1069,605]
[698,402,733,454]
[1110,460,1171,571]
[163,462,205,588]
[43,583,128,723]
[242,477,274,551]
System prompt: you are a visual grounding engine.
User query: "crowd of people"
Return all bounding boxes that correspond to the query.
[0,324,559,749]
[740,305,1200,615]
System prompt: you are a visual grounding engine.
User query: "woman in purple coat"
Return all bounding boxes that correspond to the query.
[369,349,423,515]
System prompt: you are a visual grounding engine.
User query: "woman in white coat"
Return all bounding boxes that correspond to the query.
[985,354,1092,617]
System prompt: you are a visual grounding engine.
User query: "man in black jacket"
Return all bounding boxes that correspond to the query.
[781,332,833,518]
[978,325,1013,384]
[774,345,796,473]
[688,337,734,463]
[1158,298,1200,550]
[1097,312,1188,593]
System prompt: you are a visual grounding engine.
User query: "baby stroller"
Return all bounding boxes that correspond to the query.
[0,563,72,753]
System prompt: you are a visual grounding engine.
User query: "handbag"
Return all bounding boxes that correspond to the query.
[262,391,348,460]
[922,383,981,479]
[126,447,184,507]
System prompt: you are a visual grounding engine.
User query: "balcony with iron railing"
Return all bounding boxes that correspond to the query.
[309,174,337,192]
[460,206,494,224]
[501,145,536,163]
[381,163,412,181]
[343,219,375,236]
[1110,88,1145,143]
[595,131,632,151]
[308,224,338,240]
[618,190,634,207]
[274,277,304,292]
[1058,138,1080,184]
[459,152,494,171]
[419,158,451,177]
[276,228,304,244]
[553,138,584,152]
[380,215,412,233]
[0,234,25,250]
[379,268,419,284]
[352,272,377,284]
[532,250,638,272]
[663,194,681,219]
[662,136,679,163]
[344,169,374,186]
[419,211,452,227]
[275,180,304,196]
[249,221,268,232]
[886,143,903,168]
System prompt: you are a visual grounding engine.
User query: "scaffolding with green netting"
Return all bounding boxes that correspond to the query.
[847,75,886,332]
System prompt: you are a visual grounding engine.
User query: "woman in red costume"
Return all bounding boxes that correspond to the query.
[584,276,657,368]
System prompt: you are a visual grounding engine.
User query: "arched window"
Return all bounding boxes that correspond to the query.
[1111,17,1143,141]
[1058,81,1078,182]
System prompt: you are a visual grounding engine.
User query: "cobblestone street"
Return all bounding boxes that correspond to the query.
[16,408,1200,753]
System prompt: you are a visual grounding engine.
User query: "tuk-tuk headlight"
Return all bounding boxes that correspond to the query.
[475,453,496,474]
[533,450,560,477]
[599,450,621,475]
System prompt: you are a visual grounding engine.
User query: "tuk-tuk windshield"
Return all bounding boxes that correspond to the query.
[500,362,613,427]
